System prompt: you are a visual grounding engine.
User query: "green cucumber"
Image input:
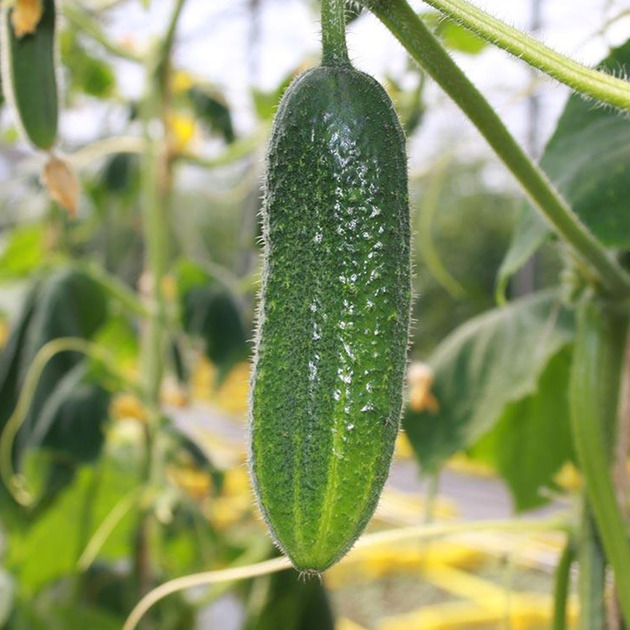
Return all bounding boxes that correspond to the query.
[2,0,58,150]
[250,62,411,572]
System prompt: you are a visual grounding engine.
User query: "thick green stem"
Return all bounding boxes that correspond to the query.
[552,536,574,630]
[570,299,630,625]
[133,0,188,608]
[362,0,630,298]
[321,0,350,66]
[414,0,630,112]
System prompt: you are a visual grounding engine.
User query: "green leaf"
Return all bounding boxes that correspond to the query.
[252,69,295,121]
[437,19,486,54]
[173,259,211,298]
[0,269,108,509]
[29,363,110,464]
[182,284,249,382]
[495,203,550,303]
[403,290,574,472]
[421,11,487,55]
[535,39,630,248]
[175,260,249,383]
[92,315,139,366]
[101,153,140,198]
[188,86,235,144]
[60,29,116,99]
[472,347,574,511]
[0,224,48,280]
[7,449,142,594]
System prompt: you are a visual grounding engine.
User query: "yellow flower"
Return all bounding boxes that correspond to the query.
[110,393,148,423]
[168,112,196,153]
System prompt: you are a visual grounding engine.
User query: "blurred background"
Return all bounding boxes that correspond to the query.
[1,0,629,628]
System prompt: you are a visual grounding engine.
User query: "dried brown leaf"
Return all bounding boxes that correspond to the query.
[43,155,80,217]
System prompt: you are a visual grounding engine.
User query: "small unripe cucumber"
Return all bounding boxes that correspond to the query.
[250,64,411,572]
[2,0,58,150]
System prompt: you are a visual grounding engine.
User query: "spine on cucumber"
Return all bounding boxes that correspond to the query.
[1,0,58,150]
[250,61,411,572]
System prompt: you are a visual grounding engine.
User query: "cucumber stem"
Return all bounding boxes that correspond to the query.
[411,0,630,113]
[321,0,350,66]
[362,0,630,299]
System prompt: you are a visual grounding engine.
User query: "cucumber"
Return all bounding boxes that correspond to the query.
[250,63,411,572]
[1,0,58,150]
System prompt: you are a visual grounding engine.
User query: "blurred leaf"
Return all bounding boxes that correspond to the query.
[92,315,138,366]
[243,554,335,630]
[496,204,549,302]
[252,69,295,121]
[7,450,141,594]
[0,224,48,279]
[78,561,194,627]
[403,290,574,472]
[60,29,116,99]
[437,19,486,54]
[175,260,249,384]
[534,39,630,247]
[0,269,108,509]
[174,259,210,298]
[421,11,486,54]
[182,284,249,383]
[101,153,140,199]
[472,347,574,511]
[188,86,235,144]
[35,603,121,630]
[29,363,110,464]
[18,268,107,378]
[0,288,38,434]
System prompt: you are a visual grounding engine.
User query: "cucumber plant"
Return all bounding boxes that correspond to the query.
[249,0,411,572]
[1,0,630,628]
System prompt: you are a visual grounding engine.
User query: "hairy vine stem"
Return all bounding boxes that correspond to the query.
[411,0,630,112]
[362,0,630,298]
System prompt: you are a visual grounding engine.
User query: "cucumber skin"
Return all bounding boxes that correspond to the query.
[250,65,411,572]
[4,0,58,150]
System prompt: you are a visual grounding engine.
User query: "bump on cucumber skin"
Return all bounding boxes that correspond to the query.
[1,0,58,150]
[250,64,411,573]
